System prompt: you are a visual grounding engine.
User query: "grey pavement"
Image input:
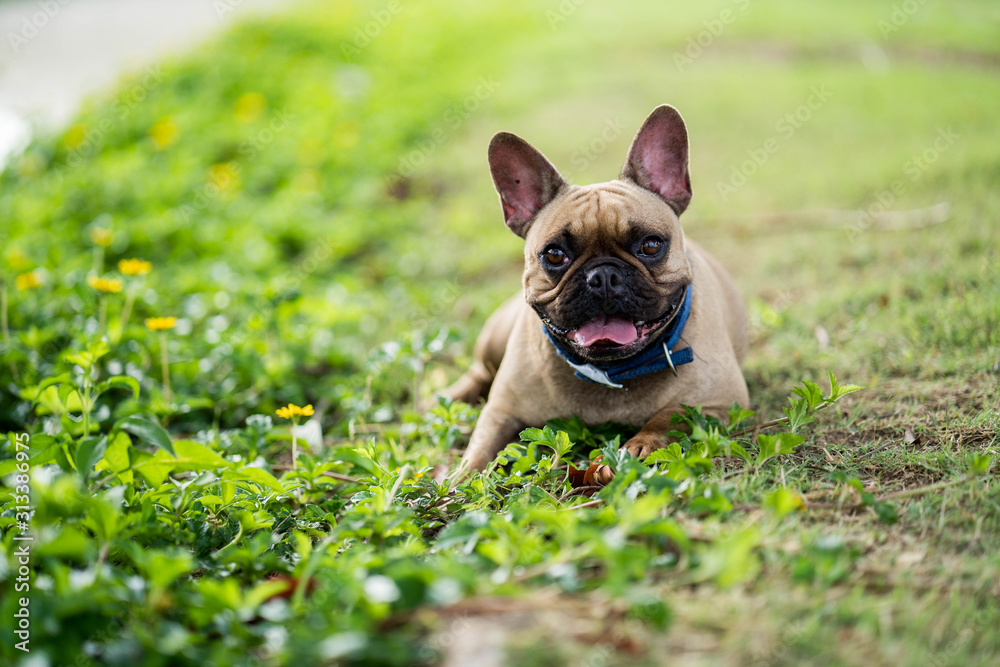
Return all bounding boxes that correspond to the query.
[0,0,282,167]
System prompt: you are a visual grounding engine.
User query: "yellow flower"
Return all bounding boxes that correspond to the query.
[290,169,320,194]
[145,317,177,331]
[275,403,314,420]
[6,249,30,271]
[15,271,43,291]
[88,275,123,293]
[90,227,113,247]
[234,92,267,123]
[334,119,361,150]
[150,118,179,150]
[208,163,240,191]
[119,258,152,276]
[64,124,87,150]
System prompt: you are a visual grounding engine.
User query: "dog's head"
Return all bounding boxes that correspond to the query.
[488,105,693,363]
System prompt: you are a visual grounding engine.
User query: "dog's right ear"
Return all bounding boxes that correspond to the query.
[488,132,566,238]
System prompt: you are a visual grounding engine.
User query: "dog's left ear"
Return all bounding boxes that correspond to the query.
[621,105,692,215]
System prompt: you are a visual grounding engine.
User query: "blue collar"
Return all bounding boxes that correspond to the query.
[541,283,694,389]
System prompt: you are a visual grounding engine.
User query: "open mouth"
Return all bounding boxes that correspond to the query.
[542,285,688,358]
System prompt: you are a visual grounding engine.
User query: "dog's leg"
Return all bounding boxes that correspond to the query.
[458,403,526,473]
[441,360,495,405]
[623,405,731,459]
[441,295,522,405]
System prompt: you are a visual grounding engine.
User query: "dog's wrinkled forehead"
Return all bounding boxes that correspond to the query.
[527,181,680,252]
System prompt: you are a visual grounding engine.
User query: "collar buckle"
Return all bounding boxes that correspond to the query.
[662,342,678,376]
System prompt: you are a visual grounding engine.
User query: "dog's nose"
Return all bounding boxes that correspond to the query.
[585,264,624,298]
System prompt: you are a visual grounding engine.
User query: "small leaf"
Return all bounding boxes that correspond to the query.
[96,375,141,401]
[293,531,313,562]
[519,427,546,443]
[82,492,123,543]
[726,404,756,432]
[100,431,133,483]
[845,477,864,493]
[118,415,174,456]
[764,487,805,518]
[873,501,899,524]
[76,435,108,480]
[224,467,284,493]
[966,453,993,476]
[643,449,674,464]
[828,371,862,401]
[728,441,751,463]
[244,579,294,611]
[792,380,824,409]
[170,440,228,467]
[30,373,73,403]
[132,440,228,486]
[782,399,817,433]
[28,435,61,467]
[199,495,224,509]
[64,340,110,370]
[755,435,777,465]
[755,433,804,466]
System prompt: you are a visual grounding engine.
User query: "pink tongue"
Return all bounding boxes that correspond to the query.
[571,316,638,347]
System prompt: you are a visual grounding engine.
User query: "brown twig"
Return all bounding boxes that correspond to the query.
[729,415,790,438]
[801,474,981,513]
[880,474,977,502]
[852,440,899,462]
[729,401,838,438]
[563,498,605,511]
[720,466,753,480]
[557,486,601,502]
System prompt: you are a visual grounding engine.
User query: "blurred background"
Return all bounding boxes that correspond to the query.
[1,0,997,429]
[1,3,998,664]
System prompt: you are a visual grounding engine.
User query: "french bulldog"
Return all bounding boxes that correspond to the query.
[445,105,749,474]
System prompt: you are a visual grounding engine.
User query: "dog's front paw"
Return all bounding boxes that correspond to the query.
[622,433,667,460]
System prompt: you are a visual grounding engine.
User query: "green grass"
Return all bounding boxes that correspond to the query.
[1,0,998,665]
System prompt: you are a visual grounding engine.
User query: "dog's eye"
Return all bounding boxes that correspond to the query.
[542,246,569,267]
[637,237,665,257]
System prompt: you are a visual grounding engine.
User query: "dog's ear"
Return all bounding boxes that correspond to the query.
[621,105,692,215]
[488,132,566,237]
